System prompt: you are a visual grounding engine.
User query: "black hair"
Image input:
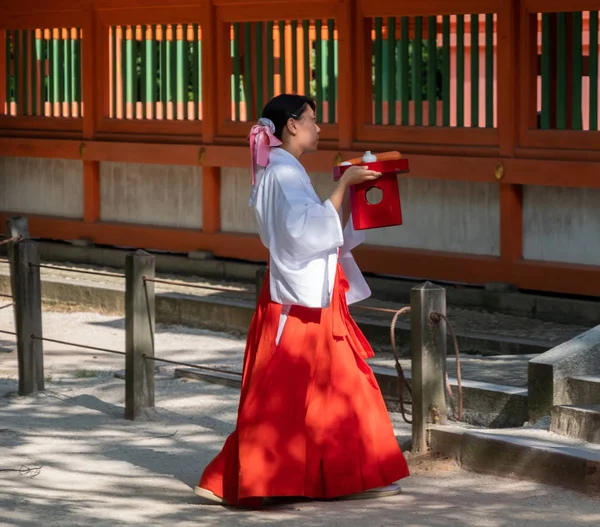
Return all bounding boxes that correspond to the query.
[261,94,316,140]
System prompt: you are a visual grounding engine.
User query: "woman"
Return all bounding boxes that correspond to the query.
[195,94,410,508]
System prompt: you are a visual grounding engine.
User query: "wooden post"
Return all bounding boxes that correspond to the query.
[6,217,30,328]
[13,239,44,395]
[125,250,155,420]
[410,281,447,454]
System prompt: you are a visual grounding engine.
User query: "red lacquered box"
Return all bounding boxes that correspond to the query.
[332,158,410,231]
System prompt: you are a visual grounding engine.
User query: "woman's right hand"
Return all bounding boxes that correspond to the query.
[340,165,382,187]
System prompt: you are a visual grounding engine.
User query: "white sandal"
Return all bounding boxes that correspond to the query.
[194,486,228,505]
[335,483,402,501]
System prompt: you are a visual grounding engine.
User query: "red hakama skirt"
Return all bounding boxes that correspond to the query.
[198,263,410,507]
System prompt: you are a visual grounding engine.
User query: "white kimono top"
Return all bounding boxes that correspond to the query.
[251,148,371,322]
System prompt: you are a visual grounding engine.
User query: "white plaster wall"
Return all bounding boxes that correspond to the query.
[220,167,258,233]
[0,157,83,218]
[100,162,203,229]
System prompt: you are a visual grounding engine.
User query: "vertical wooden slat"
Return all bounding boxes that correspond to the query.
[590,11,599,131]
[255,22,264,113]
[266,21,274,100]
[133,26,139,119]
[541,13,551,129]
[278,21,286,96]
[456,15,465,127]
[31,30,37,116]
[571,11,582,130]
[387,17,397,126]
[23,30,29,116]
[302,20,309,97]
[427,16,437,126]
[64,29,71,118]
[291,20,298,93]
[160,25,167,111]
[556,13,567,130]
[141,25,146,119]
[327,19,335,124]
[337,1,353,148]
[41,34,47,113]
[442,15,450,126]
[169,25,177,119]
[192,24,199,120]
[413,16,423,126]
[182,24,189,120]
[485,13,494,128]
[374,17,383,125]
[126,27,133,118]
[470,14,479,128]
[315,19,323,121]
[233,23,240,120]
[243,22,253,121]
[121,27,127,118]
[14,30,20,115]
[146,26,154,119]
[2,31,8,115]
[400,17,409,125]
[151,25,157,119]
[57,29,64,117]
[111,26,117,118]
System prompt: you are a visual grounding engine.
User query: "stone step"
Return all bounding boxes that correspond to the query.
[567,375,600,406]
[429,426,600,496]
[551,404,600,444]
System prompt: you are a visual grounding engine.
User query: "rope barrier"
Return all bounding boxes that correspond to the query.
[0,293,12,299]
[28,263,125,280]
[142,354,242,377]
[0,303,14,311]
[0,329,17,336]
[389,307,413,424]
[30,335,125,356]
[143,276,254,295]
[0,235,22,246]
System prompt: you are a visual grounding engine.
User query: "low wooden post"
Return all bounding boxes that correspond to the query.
[6,216,29,328]
[13,239,44,395]
[410,281,447,454]
[125,250,155,420]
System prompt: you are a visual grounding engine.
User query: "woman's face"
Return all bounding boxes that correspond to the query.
[287,106,320,153]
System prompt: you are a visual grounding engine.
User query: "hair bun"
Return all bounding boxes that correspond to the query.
[257,117,276,133]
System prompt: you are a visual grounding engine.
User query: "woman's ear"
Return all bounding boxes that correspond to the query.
[285,117,298,137]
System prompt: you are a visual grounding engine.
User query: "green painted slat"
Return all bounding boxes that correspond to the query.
[266,21,274,100]
[57,29,64,113]
[31,30,37,116]
[76,30,81,109]
[255,22,264,113]
[160,25,167,105]
[41,37,46,109]
[590,12,599,131]
[233,23,240,120]
[315,19,323,120]
[182,24,189,120]
[427,16,436,126]
[197,33,202,104]
[571,12,582,130]
[243,22,253,120]
[556,13,567,130]
[151,26,157,117]
[120,27,126,117]
[302,20,310,97]
[413,16,423,126]
[141,25,146,119]
[278,21,286,95]
[442,15,450,126]
[485,14,493,128]
[22,30,28,115]
[64,31,71,117]
[132,27,139,117]
[400,17,409,125]
[456,15,465,127]
[470,14,479,128]
[374,18,383,125]
[541,13,551,129]
[126,29,133,106]
[14,31,20,112]
[192,24,199,119]
[111,27,117,118]
[53,32,60,109]
[291,20,298,93]
[327,19,335,124]
[388,17,396,125]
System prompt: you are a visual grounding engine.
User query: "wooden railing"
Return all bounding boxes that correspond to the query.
[0,0,600,297]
